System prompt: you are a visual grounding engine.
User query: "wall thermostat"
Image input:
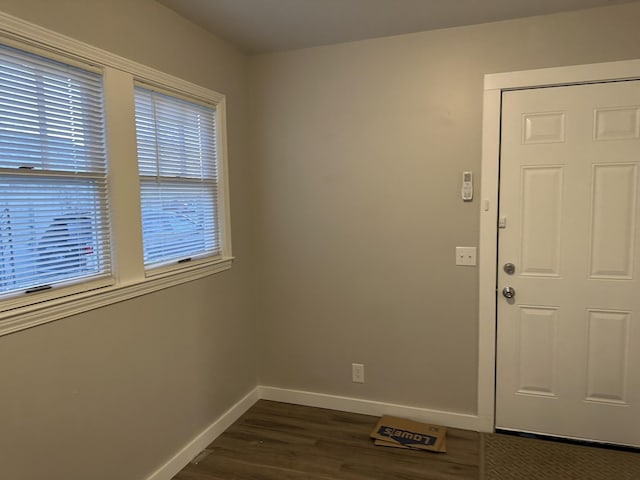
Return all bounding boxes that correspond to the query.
[461,171,473,201]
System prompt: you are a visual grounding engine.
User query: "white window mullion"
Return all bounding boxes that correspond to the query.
[102,67,145,284]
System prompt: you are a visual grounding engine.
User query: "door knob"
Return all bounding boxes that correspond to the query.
[502,286,515,299]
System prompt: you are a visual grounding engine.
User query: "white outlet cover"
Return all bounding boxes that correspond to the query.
[352,363,365,383]
[456,246,477,266]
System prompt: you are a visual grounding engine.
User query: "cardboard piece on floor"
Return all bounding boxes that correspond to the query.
[373,435,447,452]
[370,415,447,452]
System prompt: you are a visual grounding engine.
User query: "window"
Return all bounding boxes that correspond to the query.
[0,44,110,298]
[134,87,221,271]
[0,13,232,334]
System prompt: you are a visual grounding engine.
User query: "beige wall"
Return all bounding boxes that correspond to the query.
[251,2,640,414]
[0,1,256,480]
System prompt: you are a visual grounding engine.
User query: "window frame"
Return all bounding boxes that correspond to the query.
[0,12,233,336]
[0,43,113,302]
[134,83,224,274]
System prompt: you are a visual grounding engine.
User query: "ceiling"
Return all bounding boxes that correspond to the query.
[156,0,637,54]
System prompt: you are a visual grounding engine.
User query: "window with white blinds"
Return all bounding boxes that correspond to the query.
[134,86,220,270]
[0,17,232,332]
[0,44,110,297]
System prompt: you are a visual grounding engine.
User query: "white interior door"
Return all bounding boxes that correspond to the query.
[496,80,640,446]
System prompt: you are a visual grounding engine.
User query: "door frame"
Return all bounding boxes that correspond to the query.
[478,58,640,432]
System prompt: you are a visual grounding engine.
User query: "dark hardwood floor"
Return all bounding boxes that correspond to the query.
[172,400,480,480]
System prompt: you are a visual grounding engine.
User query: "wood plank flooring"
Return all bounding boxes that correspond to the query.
[172,400,480,480]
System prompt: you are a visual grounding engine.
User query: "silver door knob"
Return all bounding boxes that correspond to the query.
[502,286,515,299]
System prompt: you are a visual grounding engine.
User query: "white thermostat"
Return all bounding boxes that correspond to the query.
[461,171,473,201]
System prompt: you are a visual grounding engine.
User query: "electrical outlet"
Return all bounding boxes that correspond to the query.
[455,246,477,266]
[352,363,365,383]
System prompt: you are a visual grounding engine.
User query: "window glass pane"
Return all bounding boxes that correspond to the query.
[135,88,217,179]
[140,181,217,265]
[0,45,105,172]
[0,176,107,294]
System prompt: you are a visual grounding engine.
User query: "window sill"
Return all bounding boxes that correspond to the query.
[0,257,233,337]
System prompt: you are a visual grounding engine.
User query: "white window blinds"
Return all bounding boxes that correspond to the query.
[0,44,110,297]
[134,86,220,269]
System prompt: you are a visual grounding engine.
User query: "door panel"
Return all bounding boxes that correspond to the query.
[496,80,640,446]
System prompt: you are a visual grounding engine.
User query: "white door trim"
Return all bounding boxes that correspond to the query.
[478,58,640,433]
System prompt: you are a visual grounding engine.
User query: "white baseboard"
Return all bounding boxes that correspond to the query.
[258,386,482,431]
[145,387,260,480]
[146,385,483,480]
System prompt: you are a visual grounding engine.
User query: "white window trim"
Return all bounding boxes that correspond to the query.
[0,12,233,336]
